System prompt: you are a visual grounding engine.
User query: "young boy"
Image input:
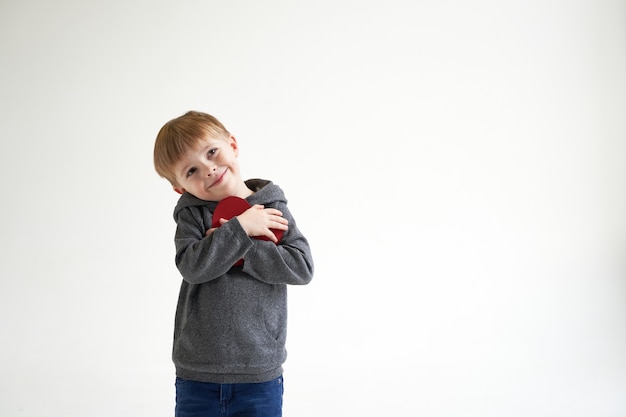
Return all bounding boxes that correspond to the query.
[153,111,314,417]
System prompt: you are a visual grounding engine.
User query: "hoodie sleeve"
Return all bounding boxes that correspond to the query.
[240,202,314,286]
[174,205,255,284]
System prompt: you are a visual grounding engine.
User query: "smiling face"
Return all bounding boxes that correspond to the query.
[172,134,252,201]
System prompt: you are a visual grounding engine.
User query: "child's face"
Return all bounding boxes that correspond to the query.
[172,134,248,201]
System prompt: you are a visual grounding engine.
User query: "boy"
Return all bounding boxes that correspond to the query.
[153,111,314,417]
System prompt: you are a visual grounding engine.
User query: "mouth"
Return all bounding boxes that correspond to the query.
[209,170,226,188]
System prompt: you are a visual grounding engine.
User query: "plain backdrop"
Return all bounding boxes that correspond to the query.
[1,1,625,416]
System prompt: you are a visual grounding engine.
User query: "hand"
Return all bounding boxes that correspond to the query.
[236,204,288,243]
[205,218,227,237]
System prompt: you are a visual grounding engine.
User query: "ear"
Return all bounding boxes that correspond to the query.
[229,135,240,156]
[173,186,185,195]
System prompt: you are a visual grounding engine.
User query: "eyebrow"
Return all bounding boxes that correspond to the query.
[177,161,193,179]
[176,154,196,178]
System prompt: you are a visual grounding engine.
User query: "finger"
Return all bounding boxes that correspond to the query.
[272,216,288,226]
[265,230,278,244]
[271,220,289,230]
[264,208,283,217]
[205,227,216,236]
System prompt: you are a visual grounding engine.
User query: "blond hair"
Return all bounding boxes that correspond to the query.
[154,111,231,186]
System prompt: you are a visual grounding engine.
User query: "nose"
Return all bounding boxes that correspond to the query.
[203,163,217,177]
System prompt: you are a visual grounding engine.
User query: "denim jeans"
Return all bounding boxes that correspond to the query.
[175,375,283,417]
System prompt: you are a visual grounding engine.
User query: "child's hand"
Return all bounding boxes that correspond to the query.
[205,218,227,237]
[236,204,288,243]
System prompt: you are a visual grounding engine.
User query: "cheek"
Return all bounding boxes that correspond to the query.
[226,156,240,168]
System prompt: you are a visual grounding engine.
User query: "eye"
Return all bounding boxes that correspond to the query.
[186,167,197,177]
[207,148,217,158]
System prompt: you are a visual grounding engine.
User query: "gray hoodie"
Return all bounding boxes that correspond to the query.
[171,179,314,383]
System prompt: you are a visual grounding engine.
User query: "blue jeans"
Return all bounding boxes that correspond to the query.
[175,376,283,417]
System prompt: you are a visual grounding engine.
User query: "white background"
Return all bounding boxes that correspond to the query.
[1,1,625,416]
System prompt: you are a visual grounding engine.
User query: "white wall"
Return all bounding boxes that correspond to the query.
[1,1,625,416]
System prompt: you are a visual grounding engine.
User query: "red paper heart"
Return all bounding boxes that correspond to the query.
[212,196,252,229]
[211,196,283,266]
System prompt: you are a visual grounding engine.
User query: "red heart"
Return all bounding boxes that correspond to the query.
[212,196,283,266]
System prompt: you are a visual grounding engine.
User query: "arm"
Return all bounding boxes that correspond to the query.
[240,202,314,286]
[174,203,314,286]
[174,206,254,284]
